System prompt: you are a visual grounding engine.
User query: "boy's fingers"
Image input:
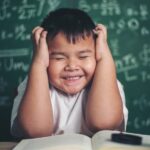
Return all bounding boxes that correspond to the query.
[94,24,109,61]
[31,26,41,41]
[95,24,107,31]
[32,26,40,34]
[39,30,48,48]
[40,30,48,38]
[94,24,107,40]
[32,27,44,45]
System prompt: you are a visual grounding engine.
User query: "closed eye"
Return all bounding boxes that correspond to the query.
[78,49,93,59]
[79,55,89,59]
[50,56,65,60]
[50,52,66,60]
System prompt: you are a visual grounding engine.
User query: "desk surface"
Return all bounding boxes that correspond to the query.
[0,142,17,150]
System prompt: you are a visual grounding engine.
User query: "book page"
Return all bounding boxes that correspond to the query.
[91,130,117,150]
[13,134,92,150]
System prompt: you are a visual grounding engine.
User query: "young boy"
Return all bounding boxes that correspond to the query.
[11,8,128,138]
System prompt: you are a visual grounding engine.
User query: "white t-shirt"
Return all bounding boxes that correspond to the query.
[11,77,128,137]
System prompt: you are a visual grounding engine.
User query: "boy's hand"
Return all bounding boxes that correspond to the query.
[93,24,110,62]
[31,26,49,68]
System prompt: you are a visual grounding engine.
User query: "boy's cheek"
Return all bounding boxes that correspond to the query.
[84,62,96,74]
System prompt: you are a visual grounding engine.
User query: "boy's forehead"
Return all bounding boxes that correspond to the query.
[48,32,95,46]
[47,33,95,54]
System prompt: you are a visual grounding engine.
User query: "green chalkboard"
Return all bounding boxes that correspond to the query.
[0,0,150,140]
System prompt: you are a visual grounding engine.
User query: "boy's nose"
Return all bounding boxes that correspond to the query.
[64,58,79,71]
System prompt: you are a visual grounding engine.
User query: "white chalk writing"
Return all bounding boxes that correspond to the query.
[139,44,150,66]
[115,53,139,82]
[0,48,30,58]
[79,0,121,15]
[1,24,30,41]
[4,58,29,72]
[0,0,11,20]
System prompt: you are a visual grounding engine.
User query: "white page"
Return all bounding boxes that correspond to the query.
[91,130,115,150]
[13,134,92,150]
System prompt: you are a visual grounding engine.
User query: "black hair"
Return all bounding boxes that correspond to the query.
[41,8,96,43]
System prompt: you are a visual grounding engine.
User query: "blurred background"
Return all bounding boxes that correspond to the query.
[0,0,150,141]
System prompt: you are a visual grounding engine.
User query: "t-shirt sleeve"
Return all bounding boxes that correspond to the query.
[117,80,128,131]
[10,77,28,137]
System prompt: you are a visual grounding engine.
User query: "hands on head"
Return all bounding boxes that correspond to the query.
[31,24,110,69]
[31,26,49,68]
[93,24,110,62]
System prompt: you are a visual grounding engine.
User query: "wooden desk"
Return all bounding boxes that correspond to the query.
[0,142,17,150]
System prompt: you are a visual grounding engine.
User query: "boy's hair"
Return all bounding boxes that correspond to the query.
[41,8,96,43]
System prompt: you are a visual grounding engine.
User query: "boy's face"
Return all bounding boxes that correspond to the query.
[47,32,96,95]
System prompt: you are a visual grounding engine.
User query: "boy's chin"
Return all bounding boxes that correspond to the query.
[64,89,82,95]
[60,86,84,95]
[53,83,87,95]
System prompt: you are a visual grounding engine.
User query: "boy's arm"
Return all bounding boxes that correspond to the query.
[86,24,124,132]
[17,27,53,138]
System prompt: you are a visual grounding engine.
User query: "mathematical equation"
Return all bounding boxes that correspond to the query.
[128,117,150,130]
[115,43,150,82]
[78,0,150,35]
[0,0,149,41]
[1,24,30,41]
[0,0,61,20]
[0,48,30,72]
[127,94,150,130]
[78,0,149,18]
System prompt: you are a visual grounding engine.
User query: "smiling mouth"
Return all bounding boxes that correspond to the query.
[62,75,84,83]
[64,76,83,80]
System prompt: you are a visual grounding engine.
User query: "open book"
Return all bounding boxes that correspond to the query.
[13,130,150,150]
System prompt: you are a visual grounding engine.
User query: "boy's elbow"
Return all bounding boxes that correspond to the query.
[16,112,54,138]
[100,115,124,130]
[20,123,53,138]
[87,114,124,132]
[24,126,53,138]
[18,118,53,138]
[11,119,53,138]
